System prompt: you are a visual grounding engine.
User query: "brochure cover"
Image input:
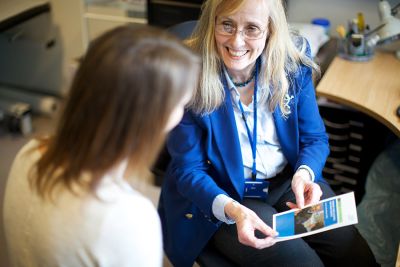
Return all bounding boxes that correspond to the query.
[273,192,358,242]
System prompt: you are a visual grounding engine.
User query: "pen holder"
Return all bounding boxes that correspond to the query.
[338,34,375,61]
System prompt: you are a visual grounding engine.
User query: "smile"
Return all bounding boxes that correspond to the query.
[227,48,248,58]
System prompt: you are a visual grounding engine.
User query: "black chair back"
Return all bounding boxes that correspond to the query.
[167,20,198,40]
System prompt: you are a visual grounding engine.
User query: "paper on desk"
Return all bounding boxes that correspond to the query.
[289,22,330,57]
[273,192,358,242]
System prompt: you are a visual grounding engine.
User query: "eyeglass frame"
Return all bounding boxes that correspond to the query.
[214,22,267,40]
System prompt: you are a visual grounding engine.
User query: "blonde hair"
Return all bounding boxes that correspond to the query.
[186,0,319,116]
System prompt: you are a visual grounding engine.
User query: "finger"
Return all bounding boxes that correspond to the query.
[252,236,277,249]
[238,230,262,248]
[304,184,322,205]
[314,184,323,199]
[286,201,298,209]
[292,181,305,209]
[303,186,313,205]
[255,220,278,237]
[238,220,277,248]
[295,190,305,209]
[237,228,254,246]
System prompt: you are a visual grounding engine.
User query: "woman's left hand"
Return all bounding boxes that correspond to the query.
[286,169,322,209]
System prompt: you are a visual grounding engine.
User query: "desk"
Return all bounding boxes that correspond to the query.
[316,52,400,137]
[0,1,49,32]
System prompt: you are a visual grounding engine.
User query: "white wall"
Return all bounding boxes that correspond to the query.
[49,0,400,91]
[49,0,85,93]
[287,0,398,36]
[48,1,142,93]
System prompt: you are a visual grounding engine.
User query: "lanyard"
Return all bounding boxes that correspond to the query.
[237,60,259,180]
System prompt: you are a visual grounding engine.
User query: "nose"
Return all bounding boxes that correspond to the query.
[230,30,246,46]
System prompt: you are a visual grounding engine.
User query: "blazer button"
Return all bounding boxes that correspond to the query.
[185,213,193,219]
[206,160,211,165]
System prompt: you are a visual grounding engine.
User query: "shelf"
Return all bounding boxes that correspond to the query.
[85,0,146,21]
[83,12,146,24]
[80,0,147,49]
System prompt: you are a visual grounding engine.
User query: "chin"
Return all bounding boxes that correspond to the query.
[224,56,256,72]
[225,61,250,72]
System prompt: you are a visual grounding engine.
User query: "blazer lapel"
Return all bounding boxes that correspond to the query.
[273,108,297,167]
[210,88,244,198]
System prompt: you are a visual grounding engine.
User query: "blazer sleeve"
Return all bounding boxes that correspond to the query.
[294,39,330,181]
[166,111,227,219]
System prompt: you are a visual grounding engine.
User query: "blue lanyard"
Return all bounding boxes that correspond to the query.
[237,60,259,180]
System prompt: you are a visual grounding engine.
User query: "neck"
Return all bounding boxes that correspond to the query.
[227,64,256,88]
[108,159,128,180]
[238,82,254,106]
[229,69,256,88]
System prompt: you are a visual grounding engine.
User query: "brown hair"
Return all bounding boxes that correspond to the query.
[31,25,199,199]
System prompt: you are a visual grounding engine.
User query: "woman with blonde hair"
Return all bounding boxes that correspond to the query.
[158,0,377,266]
[3,25,199,267]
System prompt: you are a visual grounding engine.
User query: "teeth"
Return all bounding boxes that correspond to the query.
[228,48,247,57]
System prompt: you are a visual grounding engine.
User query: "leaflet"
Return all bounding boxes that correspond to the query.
[273,192,358,242]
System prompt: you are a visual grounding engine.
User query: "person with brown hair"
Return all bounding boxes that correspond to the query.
[3,25,199,267]
[158,0,377,266]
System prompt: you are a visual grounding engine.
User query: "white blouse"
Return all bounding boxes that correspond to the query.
[3,139,163,267]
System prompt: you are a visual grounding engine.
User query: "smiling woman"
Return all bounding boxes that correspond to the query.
[214,0,269,86]
[158,0,379,266]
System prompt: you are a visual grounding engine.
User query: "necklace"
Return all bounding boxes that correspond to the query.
[230,68,256,87]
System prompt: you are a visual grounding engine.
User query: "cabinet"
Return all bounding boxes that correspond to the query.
[80,0,147,49]
[316,52,400,203]
[147,0,203,28]
[318,102,394,204]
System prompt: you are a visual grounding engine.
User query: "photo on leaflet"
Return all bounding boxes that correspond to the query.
[294,203,325,234]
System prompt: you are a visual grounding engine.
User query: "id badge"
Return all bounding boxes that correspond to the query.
[244,178,270,200]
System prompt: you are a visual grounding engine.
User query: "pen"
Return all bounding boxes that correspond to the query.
[336,25,347,39]
[357,12,365,32]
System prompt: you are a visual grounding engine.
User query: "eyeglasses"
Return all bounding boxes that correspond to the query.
[215,23,266,40]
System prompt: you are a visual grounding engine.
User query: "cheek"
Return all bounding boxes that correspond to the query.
[215,35,225,53]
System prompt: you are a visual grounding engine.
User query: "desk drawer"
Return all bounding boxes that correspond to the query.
[319,105,393,203]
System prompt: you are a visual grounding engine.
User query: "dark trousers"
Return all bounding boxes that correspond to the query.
[212,174,378,267]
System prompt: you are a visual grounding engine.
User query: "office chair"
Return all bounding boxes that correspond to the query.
[167,20,198,40]
[150,20,238,267]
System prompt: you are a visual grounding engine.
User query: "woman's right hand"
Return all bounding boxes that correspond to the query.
[224,200,278,249]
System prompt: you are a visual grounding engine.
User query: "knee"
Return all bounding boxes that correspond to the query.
[249,240,324,267]
[315,226,378,267]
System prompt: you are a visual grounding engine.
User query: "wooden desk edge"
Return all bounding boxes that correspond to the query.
[317,91,400,138]
[316,53,400,138]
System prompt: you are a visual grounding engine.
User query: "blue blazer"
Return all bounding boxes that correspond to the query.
[158,62,329,267]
